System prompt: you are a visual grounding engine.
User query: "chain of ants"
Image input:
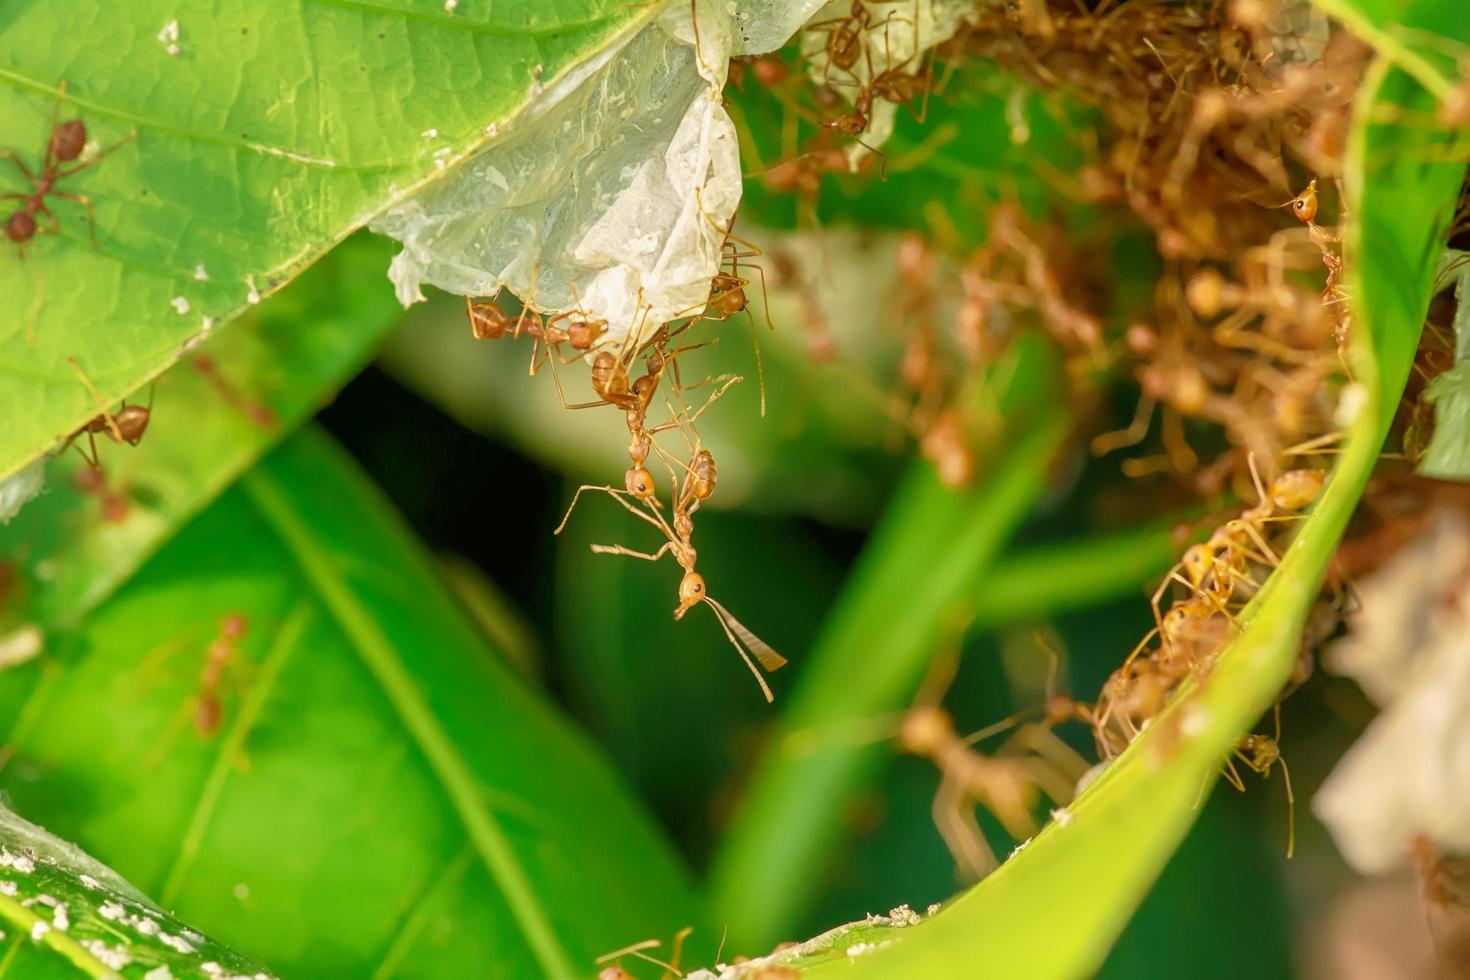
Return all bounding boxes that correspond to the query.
[462,233,790,702]
[726,0,1450,874]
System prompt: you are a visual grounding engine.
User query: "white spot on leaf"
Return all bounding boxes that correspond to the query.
[157,19,180,56]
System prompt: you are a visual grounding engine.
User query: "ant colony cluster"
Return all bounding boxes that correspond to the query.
[727,0,1457,877]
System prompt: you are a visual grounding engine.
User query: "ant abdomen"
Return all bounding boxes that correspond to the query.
[50,119,87,163]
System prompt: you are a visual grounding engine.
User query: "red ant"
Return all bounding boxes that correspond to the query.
[57,356,152,468]
[808,1,878,83]
[192,355,277,429]
[194,614,248,736]
[73,464,130,523]
[2,82,136,255]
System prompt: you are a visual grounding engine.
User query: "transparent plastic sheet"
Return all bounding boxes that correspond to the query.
[372,0,822,349]
[800,0,981,164]
[0,460,43,524]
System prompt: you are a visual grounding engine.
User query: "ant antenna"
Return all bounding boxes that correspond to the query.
[67,354,124,442]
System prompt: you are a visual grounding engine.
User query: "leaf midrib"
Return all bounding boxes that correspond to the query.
[0,892,112,978]
[240,468,577,980]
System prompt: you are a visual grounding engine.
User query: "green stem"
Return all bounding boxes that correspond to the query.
[706,336,1069,952]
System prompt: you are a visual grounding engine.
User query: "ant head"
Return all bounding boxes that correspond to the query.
[1124,322,1159,356]
[1270,469,1324,511]
[1181,544,1214,586]
[1441,82,1470,128]
[675,572,706,618]
[567,318,605,351]
[220,613,248,641]
[715,286,747,317]
[624,466,656,501]
[73,465,106,493]
[898,705,952,756]
[114,404,150,445]
[1170,366,1209,415]
[896,232,932,283]
[50,119,88,163]
[632,373,658,410]
[1185,269,1227,318]
[1288,181,1319,223]
[5,211,37,244]
[751,55,788,87]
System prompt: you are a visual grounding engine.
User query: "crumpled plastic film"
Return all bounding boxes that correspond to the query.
[731,0,828,54]
[0,459,44,524]
[372,2,810,350]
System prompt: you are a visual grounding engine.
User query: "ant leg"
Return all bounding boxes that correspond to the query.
[53,191,97,248]
[648,375,741,435]
[933,774,995,880]
[1221,758,1246,793]
[1278,752,1296,859]
[0,150,36,184]
[45,81,67,171]
[542,347,608,411]
[557,484,676,540]
[1161,409,1199,473]
[1091,396,1156,455]
[144,696,196,770]
[589,542,673,562]
[57,130,137,177]
[67,354,124,441]
[80,431,101,470]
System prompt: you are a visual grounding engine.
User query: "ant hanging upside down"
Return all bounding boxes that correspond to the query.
[3,81,136,256]
[556,355,786,700]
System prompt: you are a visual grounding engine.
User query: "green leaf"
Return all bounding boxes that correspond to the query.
[807,23,1470,980]
[0,804,268,978]
[731,60,1087,240]
[970,518,1187,631]
[0,428,703,977]
[0,234,404,632]
[706,333,1071,951]
[0,0,653,482]
[1420,361,1470,478]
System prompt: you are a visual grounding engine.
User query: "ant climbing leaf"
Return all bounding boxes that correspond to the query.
[0,236,404,632]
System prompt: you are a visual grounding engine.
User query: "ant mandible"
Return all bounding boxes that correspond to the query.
[3,82,136,255]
